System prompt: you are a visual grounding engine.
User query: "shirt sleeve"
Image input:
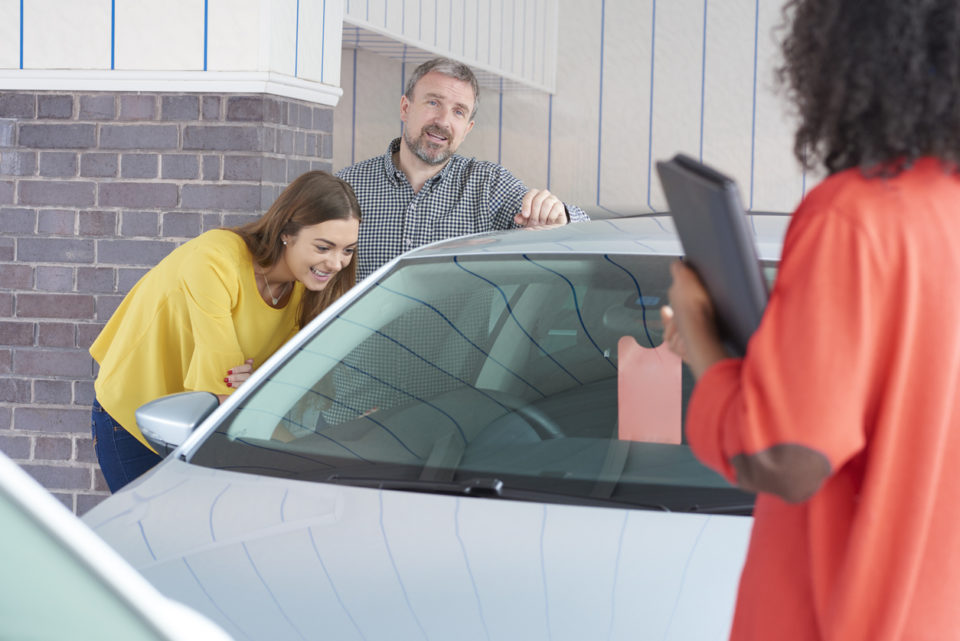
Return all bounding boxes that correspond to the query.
[179,241,246,394]
[484,164,586,229]
[686,206,879,483]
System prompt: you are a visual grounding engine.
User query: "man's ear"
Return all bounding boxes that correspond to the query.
[465,119,475,136]
[400,94,410,123]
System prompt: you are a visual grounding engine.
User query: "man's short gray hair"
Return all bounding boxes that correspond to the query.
[404,57,480,120]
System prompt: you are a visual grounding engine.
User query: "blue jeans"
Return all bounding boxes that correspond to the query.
[91,398,162,493]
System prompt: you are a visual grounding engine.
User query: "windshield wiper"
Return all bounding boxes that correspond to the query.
[324,474,504,497]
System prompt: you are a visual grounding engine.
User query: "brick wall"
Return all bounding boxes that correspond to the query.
[0,90,334,514]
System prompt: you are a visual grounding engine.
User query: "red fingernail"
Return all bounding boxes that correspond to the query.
[226,382,232,388]
[223,377,229,382]
[227,369,233,375]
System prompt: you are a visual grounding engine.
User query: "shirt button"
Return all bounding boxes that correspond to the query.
[404,239,414,247]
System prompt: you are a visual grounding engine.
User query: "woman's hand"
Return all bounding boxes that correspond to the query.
[224,358,255,389]
[661,260,729,379]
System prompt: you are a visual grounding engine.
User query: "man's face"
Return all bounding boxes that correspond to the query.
[400,71,476,166]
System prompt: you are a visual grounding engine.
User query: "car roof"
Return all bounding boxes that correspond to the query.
[403,213,789,263]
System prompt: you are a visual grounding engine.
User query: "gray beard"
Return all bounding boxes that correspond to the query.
[404,129,452,166]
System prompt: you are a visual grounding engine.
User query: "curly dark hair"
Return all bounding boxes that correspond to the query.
[777,0,960,175]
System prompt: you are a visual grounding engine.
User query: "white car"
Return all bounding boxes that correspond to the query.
[0,449,235,641]
[84,214,786,641]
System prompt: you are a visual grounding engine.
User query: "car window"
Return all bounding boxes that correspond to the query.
[191,253,771,514]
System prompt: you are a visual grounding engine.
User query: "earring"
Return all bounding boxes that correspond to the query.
[282,240,287,245]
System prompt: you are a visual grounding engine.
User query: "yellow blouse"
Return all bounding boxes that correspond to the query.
[90,229,303,447]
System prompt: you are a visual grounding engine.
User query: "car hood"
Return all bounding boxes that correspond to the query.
[85,459,750,641]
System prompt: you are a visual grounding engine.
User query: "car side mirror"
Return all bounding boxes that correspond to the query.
[135,392,219,457]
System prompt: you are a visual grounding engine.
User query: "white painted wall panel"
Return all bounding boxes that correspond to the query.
[24,0,111,70]
[269,0,298,77]
[207,0,261,71]
[115,0,204,71]
[0,0,19,68]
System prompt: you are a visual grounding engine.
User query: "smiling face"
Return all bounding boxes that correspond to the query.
[400,71,477,166]
[280,218,359,292]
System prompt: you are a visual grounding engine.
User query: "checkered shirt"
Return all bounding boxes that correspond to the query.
[337,138,589,280]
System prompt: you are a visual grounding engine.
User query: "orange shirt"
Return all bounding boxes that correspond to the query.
[686,158,960,641]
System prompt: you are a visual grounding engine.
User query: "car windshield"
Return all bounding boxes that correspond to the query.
[191,252,765,514]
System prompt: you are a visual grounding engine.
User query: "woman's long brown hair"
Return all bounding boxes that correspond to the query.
[231,171,361,328]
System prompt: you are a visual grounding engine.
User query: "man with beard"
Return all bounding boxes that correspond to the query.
[337,57,588,280]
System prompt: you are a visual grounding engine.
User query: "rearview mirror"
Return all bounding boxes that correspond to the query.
[135,392,219,457]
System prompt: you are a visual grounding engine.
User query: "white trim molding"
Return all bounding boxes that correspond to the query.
[0,70,343,106]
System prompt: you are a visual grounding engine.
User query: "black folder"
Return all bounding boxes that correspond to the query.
[655,153,769,356]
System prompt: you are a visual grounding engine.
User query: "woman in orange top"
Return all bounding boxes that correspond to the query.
[662,1,960,639]
[90,171,361,492]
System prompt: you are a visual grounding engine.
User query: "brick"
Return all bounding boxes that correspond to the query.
[38,151,78,177]
[162,95,199,121]
[19,124,97,149]
[0,406,10,427]
[262,157,285,183]
[0,119,13,147]
[161,154,199,179]
[19,180,96,207]
[183,125,262,152]
[100,124,178,150]
[37,322,75,347]
[79,95,116,120]
[0,321,34,345]
[305,133,318,157]
[19,462,91,489]
[0,207,37,233]
[0,150,37,175]
[119,95,156,121]
[260,184,281,210]
[35,266,75,291]
[95,294,124,321]
[0,295,11,318]
[76,323,105,349]
[224,155,262,181]
[77,267,115,293]
[201,154,221,180]
[314,107,334,132]
[37,209,76,235]
[277,129,294,154]
[93,468,108,492]
[117,267,148,292]
[18,237,94,263]
[0,264,33,289]
[78,210,117,236]
[35,435,73,460]
[13,349,93,377]
[120,210,159,236]
[0,377,30,402]
[0,237,12,261]
[202,213,222,232]
[201,96,221,120]
[0,93,36,118]
[0,348,10,374]
[224,212,259,228]
[17,294,94,319]
[121,153,159,179]
[263,98,282,124]
[295,131,307,155]
[80,152,118,178]
[99,182,178,208]
[182,183,262,211]
[74,381,95,406]
[38,95,74,119]
[35,381,73,406]
[262,127,276,153]
[226,96,265,122]
[310,160,333,174]
[320,133,333,158]
[286,159,310,182]
[77,492,107,515]
[0,181,12,204]
[97,239,174,266]
[162,211,201,238]
[0,434,32,459]
[51,492,75,511]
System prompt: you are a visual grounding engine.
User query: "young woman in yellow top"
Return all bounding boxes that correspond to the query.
[90,171,361,492]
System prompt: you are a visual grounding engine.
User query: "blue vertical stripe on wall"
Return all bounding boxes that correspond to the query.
[596,0,606,206]
[749,0,759,210]
[110,0,115,69]
[547,94,553,189]
[366,0,370,22]
[201,0,211,70]
[646,0,658,212]
[699,0,708,161]
[321,0,327,82]
[498,78,504,164]
[351,48,358,165]
[295,0,300,76]
[20,0,24,69]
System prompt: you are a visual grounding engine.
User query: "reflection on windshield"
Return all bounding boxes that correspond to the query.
[191,254,754,514]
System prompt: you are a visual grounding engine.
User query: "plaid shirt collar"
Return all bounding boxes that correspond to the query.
[380,137,455,190]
